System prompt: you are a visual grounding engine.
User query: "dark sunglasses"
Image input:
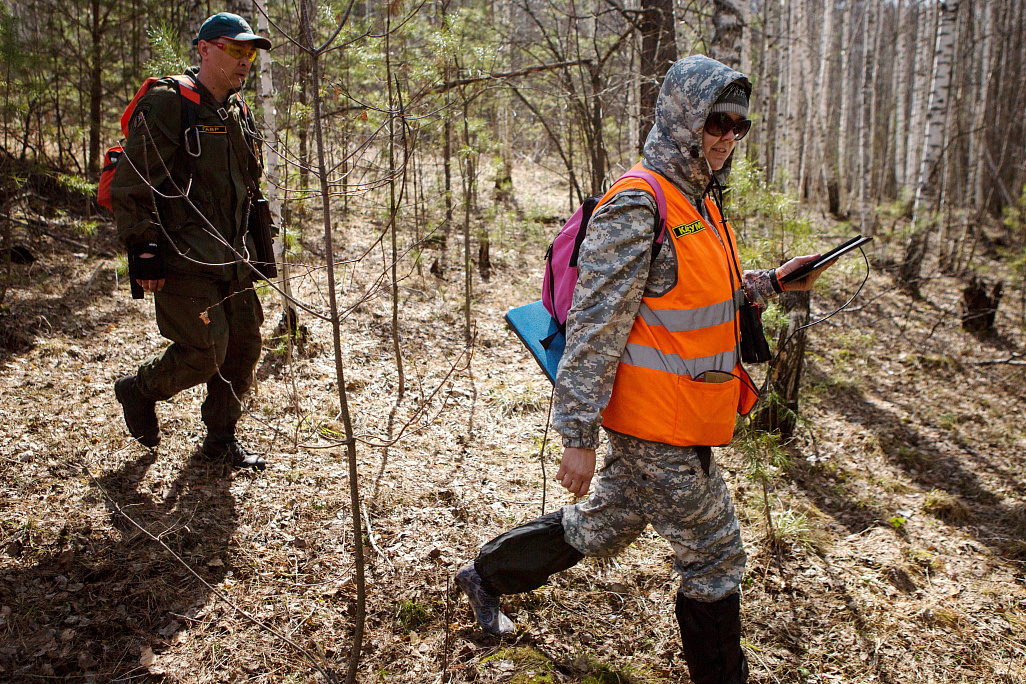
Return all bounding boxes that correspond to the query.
[704,112,752,140]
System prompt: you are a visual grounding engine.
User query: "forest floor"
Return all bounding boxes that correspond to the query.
[1,161,1025,684]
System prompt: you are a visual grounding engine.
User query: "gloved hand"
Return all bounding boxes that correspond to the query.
[127,241,166,298]
[773,254,833,292]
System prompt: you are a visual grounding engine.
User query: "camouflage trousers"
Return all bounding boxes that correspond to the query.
[134,273,263,435]
[562,429,746,602]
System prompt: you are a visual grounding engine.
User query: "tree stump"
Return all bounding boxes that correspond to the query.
[827,180,841,218]
[898,228,930,297]
[961,275,1003,333]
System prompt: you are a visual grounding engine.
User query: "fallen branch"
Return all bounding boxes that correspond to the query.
[968,353,1025,366]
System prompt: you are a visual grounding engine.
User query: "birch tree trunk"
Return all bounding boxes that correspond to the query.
[837,0,853,215]
[254,0,297,332]
[900,0,960,295]
[710,0,744,69]
[904,0,936,200]
[814,0,837,214]
[796,0,814,198]
[300,2,366,680]
[857,0,877,234]
[892,0,910,194]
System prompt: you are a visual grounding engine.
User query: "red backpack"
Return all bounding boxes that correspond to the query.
[97,75,201,211]
[542,168,668,333]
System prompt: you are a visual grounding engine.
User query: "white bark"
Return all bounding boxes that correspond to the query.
[254,0,296,322]
[814,0,836,206]
[913,0,959,219]
[893,0,910,192]
[837,0,853,211]
[796,0,814,197]
[867,0,883,201]
[905,0,937,196]
[858,0,879,233]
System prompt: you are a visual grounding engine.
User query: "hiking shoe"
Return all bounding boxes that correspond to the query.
[455,563,515,636]
[114,375,160,448]
[199,438,266,472]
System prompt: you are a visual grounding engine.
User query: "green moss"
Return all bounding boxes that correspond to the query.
[395,598,436,631]
[482,647,556,683]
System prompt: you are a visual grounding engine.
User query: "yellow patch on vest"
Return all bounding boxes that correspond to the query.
[197,125,227,134]
[671,220,705,238]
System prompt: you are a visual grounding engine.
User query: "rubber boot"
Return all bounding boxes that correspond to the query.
[455,564,515,636]
[114,375,160,448]
[675,591,749,684]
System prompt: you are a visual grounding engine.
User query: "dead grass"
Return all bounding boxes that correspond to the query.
[0,161,1025,683]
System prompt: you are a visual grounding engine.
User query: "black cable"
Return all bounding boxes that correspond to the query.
[772,245,871,364]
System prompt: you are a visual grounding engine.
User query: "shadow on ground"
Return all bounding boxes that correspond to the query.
[789,360,1026,567]
[0,449,237,680]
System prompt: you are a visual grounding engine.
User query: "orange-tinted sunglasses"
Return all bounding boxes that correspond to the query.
[212,40,257,61]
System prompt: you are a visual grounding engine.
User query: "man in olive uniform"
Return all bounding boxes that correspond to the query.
[111,13,272,470]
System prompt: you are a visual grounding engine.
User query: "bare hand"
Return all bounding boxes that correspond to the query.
[776,254,834,291]
[556,447,596,497]
[135,253,164,292]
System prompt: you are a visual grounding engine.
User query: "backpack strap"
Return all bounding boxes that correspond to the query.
[168,75,202,160]
[618,168,667,264]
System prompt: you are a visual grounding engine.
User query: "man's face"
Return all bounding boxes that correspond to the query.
[199,37,257,90]
[702,113,744,171]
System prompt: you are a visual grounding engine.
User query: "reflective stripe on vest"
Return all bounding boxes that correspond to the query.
[621,342,738,379]
[599,162,756,447]
[637,288,745,333]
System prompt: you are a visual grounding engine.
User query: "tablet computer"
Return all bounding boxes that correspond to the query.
[779,235,873,285]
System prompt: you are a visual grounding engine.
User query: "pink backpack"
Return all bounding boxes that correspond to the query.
[542,169,668,332]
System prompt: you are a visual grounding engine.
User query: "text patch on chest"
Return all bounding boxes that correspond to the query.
[671,220,705,238]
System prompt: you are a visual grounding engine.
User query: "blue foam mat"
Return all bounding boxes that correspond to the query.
[504,300,564,384]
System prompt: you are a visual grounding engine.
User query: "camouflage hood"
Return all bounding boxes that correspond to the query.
[642,55,751,204]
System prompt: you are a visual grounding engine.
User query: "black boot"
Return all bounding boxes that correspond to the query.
[199,433,266,471]
[675,591,749,684]
[114,375,160,448]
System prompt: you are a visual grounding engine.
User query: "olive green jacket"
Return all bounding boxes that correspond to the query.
[110,67,263,281]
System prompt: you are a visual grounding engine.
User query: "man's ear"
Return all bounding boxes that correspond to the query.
[196,39,209,63]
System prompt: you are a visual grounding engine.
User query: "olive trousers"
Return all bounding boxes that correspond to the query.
[134,273,263,435]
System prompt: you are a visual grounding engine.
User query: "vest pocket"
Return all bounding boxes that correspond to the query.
[673,375,740,446]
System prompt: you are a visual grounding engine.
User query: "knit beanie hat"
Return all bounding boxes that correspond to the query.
[709,82,749,118]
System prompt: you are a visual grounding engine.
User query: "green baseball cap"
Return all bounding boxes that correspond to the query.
[193,13,272,50]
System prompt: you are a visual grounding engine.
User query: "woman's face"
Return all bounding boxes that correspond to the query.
[702,113,744,171]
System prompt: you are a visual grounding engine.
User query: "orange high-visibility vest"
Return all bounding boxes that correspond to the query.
[600,163,758,446]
